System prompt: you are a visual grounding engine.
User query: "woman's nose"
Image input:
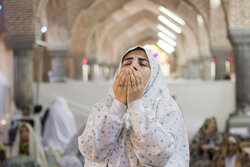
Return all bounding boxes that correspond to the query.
[131,61,139,71]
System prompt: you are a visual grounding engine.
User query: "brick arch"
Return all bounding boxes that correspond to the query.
[69,0,132,53]
[116,29,158,63]
[180,0,210,28]
[187,0,230,48]
[95,18,159,64]
[95,14,199,65]
[45,0,69,48]
[71,15,86,53]
[69,0,131,34]
[96,10,159,59]
[87,0,205,56]
[70,0,210,65]
[36,0,70,48]
[99,28,158,64]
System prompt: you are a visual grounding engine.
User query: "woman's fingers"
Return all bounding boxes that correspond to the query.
[114,70,126,87]
[123,76,128,90]
[130,68,142,87]
[129,69,136,89]
[118,71,127,88]
[113,69,129,105]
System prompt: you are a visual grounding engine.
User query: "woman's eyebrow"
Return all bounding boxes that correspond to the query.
[138,57,149,62]
[122,57,133,62]
[122,57,149,62]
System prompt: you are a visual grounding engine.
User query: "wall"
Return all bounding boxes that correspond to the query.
[38,80,235,139]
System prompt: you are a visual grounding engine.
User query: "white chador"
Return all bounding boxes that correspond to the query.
[12,123,47,167]
[79,46,190,167]
[43,97,77,152]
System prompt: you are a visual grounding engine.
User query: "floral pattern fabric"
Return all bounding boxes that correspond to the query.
[78,46,189,167]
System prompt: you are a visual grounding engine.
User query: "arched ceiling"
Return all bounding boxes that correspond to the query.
[36,0,230,68]
[69,0,208,66]
[112,28,159,64]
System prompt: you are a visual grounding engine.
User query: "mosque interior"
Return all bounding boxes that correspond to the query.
[0,0,250,150]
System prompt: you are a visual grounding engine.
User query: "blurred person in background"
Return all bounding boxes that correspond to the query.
[11,123,47,166]
[43,97,76,166]
[190,117,222,167]
[213,133,250,167]
[0,143,6,165]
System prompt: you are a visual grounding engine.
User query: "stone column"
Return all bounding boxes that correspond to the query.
[211,46,231,80]
[68,52,84,80]
[48,49,68,82]
[201,56,212,80]
[180,64,189,79]
[228,29,250,113]
[188,58,201,79]
[5,35,35,110]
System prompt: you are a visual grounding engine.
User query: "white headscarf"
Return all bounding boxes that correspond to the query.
[117,46,189,166]
[43,96,77,152]
[0,72,10,120]
[110,46,170,100]
[12,123,47,167]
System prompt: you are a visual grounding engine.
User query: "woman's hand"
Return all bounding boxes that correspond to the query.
[113,69,128,105]
[127,68,144,103]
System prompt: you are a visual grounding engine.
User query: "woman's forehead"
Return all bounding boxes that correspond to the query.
[123,50,148,60]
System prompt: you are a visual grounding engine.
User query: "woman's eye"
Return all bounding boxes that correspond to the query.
[140,63,147,66]
[123,63,131,66]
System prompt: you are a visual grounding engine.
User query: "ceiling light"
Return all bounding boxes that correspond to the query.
[157,24,176,40]
[158,15,181,33]
[159,6,185,25]
[158,32,176,47]
[41,26,47,33]
[197,15,204,25]
[157,39,175,54]
[210,0,221,9]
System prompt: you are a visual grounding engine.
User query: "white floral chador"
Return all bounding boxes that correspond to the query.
[78,46,190,167]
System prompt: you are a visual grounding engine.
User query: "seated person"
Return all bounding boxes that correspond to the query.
[42,97,77,166]
[2,155,40,167]
[11,123,47,167]
[42,97,76,153]
[22,105,30,116]
[213,133,250,167]
[0,143,6,165]
[190,117,222,167]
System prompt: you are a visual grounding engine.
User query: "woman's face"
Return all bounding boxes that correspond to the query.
[121,50,151,87]
[20,126,29,141]
[207,118,216,133]
[227,141,237,156]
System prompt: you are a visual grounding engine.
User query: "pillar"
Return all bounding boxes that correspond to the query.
[228,29,250,113]
[211,46,231,80]
[48,49,68,82]
[68,52,84,80]
[201,56,212,80]
[5,35,35,110]
[188,58,201,79]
